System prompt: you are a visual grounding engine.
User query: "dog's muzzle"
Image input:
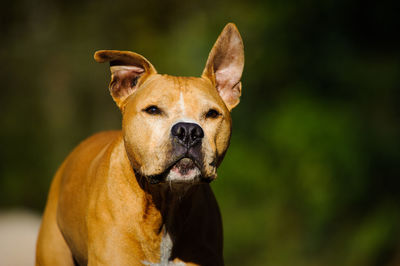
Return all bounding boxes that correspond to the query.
[167,122,204,182]
[146,122,207,184]
[170,122,204,168]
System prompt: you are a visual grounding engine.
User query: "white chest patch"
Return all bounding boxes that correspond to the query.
[142,229,185,266]
[159,229,173,264]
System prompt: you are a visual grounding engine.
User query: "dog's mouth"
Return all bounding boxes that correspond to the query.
[167,158,201,182]
[146,157,207,184]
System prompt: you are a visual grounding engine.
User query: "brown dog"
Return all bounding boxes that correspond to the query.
[36,23,244,266]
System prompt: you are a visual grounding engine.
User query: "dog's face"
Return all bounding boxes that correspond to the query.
[95,23,244,184]
[122,75,232,183]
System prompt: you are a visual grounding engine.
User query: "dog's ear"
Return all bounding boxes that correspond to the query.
[94,50,157,108]
[202,23,244,111]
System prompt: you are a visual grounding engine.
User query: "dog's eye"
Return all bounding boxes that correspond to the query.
[144,105,162,115]
[205,109,220,119]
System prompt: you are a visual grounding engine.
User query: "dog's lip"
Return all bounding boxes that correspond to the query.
[166,155,202,173]
[146,156,205,184]
[166,157,200,176]
[170,158,197,174]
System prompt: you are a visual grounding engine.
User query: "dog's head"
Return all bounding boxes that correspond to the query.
[94,23,244,184]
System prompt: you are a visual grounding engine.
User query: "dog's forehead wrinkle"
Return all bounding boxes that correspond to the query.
[173,76,212,124]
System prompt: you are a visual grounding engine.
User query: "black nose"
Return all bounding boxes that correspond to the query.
[171,122,204,148]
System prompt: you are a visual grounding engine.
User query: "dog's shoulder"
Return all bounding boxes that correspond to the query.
[62,130,122,167]
[76,130,121,151]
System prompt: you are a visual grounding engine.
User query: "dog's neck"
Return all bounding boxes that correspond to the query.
[139,181,200,263]
[119,141,203,263]
[118,139,201,225]
[137,174,201,229]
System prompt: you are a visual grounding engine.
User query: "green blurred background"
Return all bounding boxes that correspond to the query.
[1,0,399,265]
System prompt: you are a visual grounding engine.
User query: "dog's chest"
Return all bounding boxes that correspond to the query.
[143,228,185,266]
[159,228,173,264]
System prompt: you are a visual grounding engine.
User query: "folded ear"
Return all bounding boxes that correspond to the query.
[202,23,244,111]
[94,50,157,108]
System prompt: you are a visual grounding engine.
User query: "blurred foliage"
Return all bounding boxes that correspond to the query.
[1,0,400,265]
